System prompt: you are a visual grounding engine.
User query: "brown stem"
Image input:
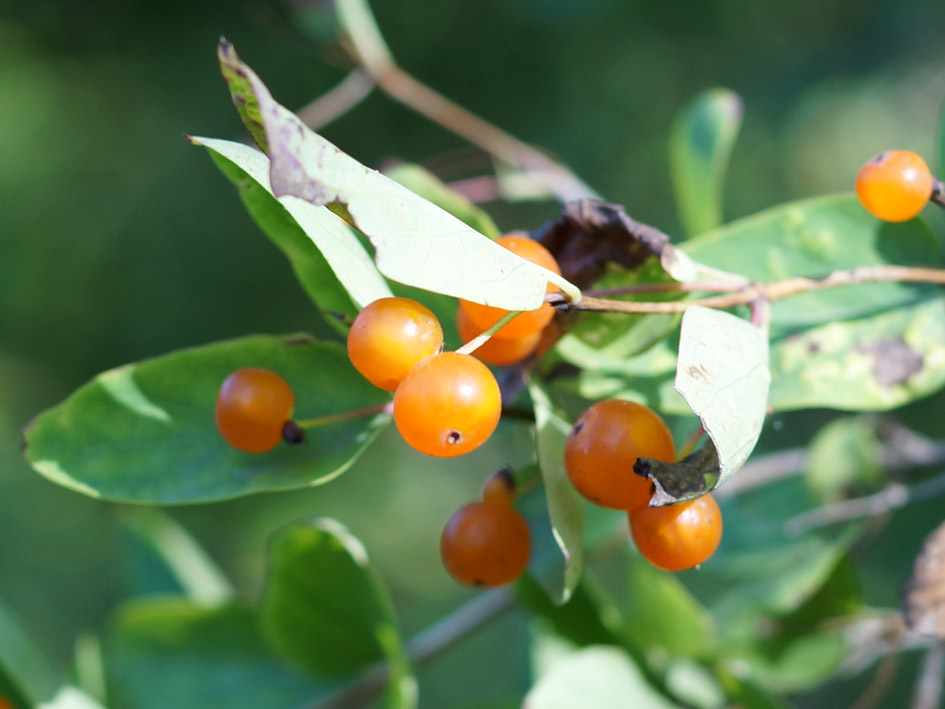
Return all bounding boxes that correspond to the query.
[363,65,599,203]
[553,265,945,315]
[582,280,742,298]
[297,69,376,130]
[932,180,945,210]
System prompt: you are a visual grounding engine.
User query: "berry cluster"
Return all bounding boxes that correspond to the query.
[855,149,935,222]
[440,470,531,587]
[564,399,722,571]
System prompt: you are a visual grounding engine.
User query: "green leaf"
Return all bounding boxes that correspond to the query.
[684,194,941,329]
[768,297,945,411]
[525,645,676,709]
[260,520,416,705]
[120,508,234,604]
[669,88,743,238]
[527,378,585,603]
[216,41,268,152]
[805,416,883,503]
[663,659,726,709]
[624,556,715,658]
[23,334,390,504]
[639,307,769,500]
[515,575,622,649]
[384,163,502,239]
[105,600,332,709]
[0,598,63,705]
[221,46,579,309]
[193,136,392,326]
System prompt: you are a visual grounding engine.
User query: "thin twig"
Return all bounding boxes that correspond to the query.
[313,589,514,709]
[297,69,376,129]
[455,310,522,356]
[582,281,742,298]
[552,265,945,315]
[932,180,945,210]
[713,447,809,499]
[852,653,900,709]
[784,470,945,537]
[913,641,945,709]
[295,402,392,429]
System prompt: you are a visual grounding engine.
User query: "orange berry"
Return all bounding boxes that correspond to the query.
[629,494,722,571]
[564,399,675,511]
[459,235,561,339]
[456,307,541,366]
[393,352,501,457]
[215,368,294,453]
[440,501,531,586]
[481,468,516,506]
[855,150,934,222]
[347,297,444,391]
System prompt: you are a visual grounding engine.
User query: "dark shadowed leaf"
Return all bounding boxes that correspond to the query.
[260,520,415,706]
[23,334,390,503]
[669,88,743,238]
[105,600,332,709]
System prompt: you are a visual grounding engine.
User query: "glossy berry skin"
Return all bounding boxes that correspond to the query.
[393,352,501,457]
[856,150,934,222]
[215,368,294,453]
[440,501,531,586]
[456,307,541,366]
[347,297,444,391]
[564,399,675,511]
[459,235,561,339]
[629,494,722,571]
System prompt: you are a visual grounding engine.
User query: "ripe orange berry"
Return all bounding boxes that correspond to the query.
[564,399,675,511]
[629,494,722,571]
[393,352,502,457]
[459,235,561,339]
[855,150,934,222]
[440,501,531,586]
[0,697,13,709]
[347,297,444,391]
[481,468,516,506]
[456,307,541,366]
[215,368,294,453]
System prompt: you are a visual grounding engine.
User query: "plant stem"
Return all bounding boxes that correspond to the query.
[295,402,392,429]
[313,588,515,709]
[932,180,945,210]
[582,280,742,298]
[675,424,705,461]
[552,265,945,315]
[455,311,522,356]
[297,69,375,129]
[335,0,598,203]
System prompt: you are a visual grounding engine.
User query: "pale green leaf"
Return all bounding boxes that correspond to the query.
[192,136,392,314]
[226,50,579,309]
[527,379,585,604]
[670,88,743,238]
[525,646,676,709]
[383,163,502,239]
[673,307,770,487]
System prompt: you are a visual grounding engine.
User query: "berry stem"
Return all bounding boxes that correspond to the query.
[932,179,945,210]
[294,402,393,430]
[582,280,743,298]
[455,311,522,356]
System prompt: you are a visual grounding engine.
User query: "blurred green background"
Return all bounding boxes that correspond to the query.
[2,0,945,706]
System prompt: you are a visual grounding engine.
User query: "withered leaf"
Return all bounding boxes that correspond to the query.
[903,518,945,638]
